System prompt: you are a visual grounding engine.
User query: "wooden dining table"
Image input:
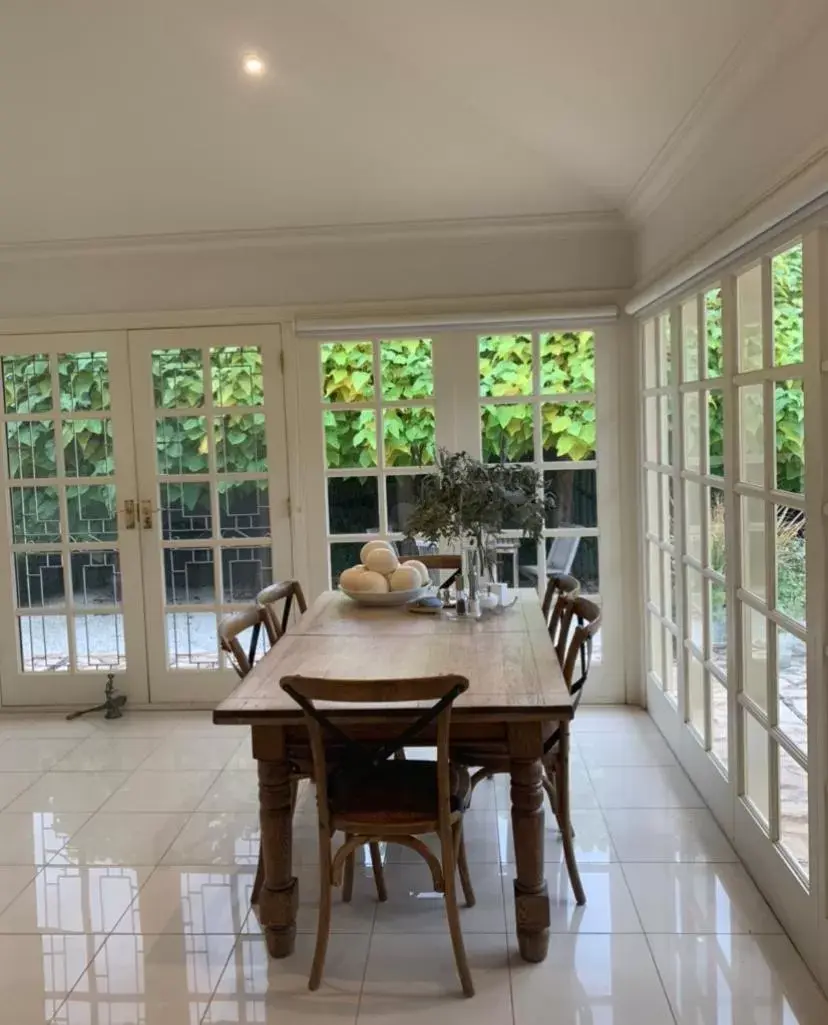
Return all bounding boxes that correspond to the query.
[213,587,575,964]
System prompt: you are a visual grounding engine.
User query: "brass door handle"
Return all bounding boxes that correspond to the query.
[140,499,154,530]
[122,499,137,530]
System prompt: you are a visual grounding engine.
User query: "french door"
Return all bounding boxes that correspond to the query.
[0,325,290,706]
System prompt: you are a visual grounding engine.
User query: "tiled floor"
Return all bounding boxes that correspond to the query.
[0,706,825,1024]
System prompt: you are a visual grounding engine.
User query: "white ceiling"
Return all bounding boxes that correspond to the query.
[0,0,777,245]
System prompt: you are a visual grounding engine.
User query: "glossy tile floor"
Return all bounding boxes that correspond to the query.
[0,707,826,1024]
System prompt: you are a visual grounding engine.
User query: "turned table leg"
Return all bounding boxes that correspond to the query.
[257,753,298,957]
[508,725,550,963]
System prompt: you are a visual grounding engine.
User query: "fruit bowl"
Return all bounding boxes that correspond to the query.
[339,584,430,607]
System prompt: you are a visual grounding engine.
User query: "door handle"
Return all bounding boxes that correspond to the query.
[122,499,137,530]
[140,499,154,530]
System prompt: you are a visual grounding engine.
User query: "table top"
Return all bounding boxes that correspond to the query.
[214,588,572,724]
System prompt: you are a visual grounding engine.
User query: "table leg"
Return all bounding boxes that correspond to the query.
[556,718,586,905]
[509,733,549,963]
[257,757,298,957]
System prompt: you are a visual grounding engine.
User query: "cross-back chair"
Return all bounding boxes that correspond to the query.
[218,605,277,679]
[281,673,476,996]
[401,553,462,589]
[257,579,307,640]
[541,570,580,622]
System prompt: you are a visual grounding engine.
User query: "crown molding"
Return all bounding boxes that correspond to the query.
[0,209,627,262]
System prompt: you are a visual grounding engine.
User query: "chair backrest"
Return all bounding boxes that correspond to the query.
[401,554,462,588]
[559,597,602,712]
[541,571,580,620]
[280,673,468,831]
[219,604,271,678]
[546,536,580,575]
[257,579,308,639]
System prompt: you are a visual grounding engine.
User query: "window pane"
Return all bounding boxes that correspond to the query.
[67,484,118,543]
[211,347,263,407]
[704,287,723,379]
[161,483,212,541]
[684,480,702,563]
[58,352,110,412]
[738,384,764,485]
[666,631,679,696]
[215,414,267,474]
[686,566,703,649]
[711,678,728,771]
[321,341,374,402]
[6,421,57,479]
[666,555,677,623]
[647,543,661,610]
[481,403,534,463]
[649,613,663,685]
[2,353,52,414]
[498,537,540,588]
[744,711,770,827]
[683,391,701,472]
[386,474,429,533]
[777,626,807,756]
[687,654,705,740]
[15,552,64,609]
[709,579,727,675]
[742,605,768,712]
[72,550,121,607]
[63,419,115,477]
[164,548,215,606]
[74,614,126,672]
[324,409,377,470]
[774,380,804,495]
[10,486,61,544]
[644,397,658,462]
[707,389,724,475]
[681,299,699,382]
[775,506,805,625]
[778,748,808,876]
[327,476,379,535]
[741,497,766,601]
[18,615,69,672]
[383,407,435,467]
[544,470,597,528]
[658,313,672,386]
[708,486,726,574]
[166,612,218,670]
[221,547,273,603]
[330,542,367,588]
[772,244,803,367]
[660,474,674,546]
[218,482,269,539]
[737,264,763,372]
[380,339,433,399]
[541,402,596,462]
[153,348,204,409]
[643,320,657,388]
[659,394,673,466]
[569,536,599,594]
[157,417,209,475]
[540,331,594,394]
[645,470,660,536]
[479,334,532,398]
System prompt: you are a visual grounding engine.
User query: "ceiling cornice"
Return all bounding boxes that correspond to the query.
[0,209,627,262]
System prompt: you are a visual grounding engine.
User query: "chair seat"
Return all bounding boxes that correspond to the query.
[328,759,471,824]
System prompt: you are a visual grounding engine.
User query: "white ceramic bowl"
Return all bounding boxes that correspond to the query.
[339,584,430,607]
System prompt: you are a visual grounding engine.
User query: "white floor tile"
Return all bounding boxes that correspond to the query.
[161,812,261,866]
[121,865,256,935]
[603,807,738,863]
[57,812,189,866]
[0,738,82,772]
[573,707,660,735]
[649,933,828,1025]
[381,811,501,866]
[224,739,256,771]
[203,933,369,1025]
[0,715,96,739]
[0,865,39,915]
[0,933,97,1025]
[590,765,705,809]
[54,736,162,772]
[197,770,260,813]
[623,861,782,935]
[7,771,130,813]
[510,934,675,1025]
[143,736,243,772]
[575,729,678,767]
[101,769,218,813]
[496,808,618,864]
[0,811,90,866]
[0,772,42,811]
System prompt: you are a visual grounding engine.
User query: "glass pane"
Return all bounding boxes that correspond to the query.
[660,474,675,546]
[772,244,803,367]
[500,537,541,589]
[681,299,699,382]
[544,470,597,528]
[215,413,267,473]
[644,397,658,462]
[219,481,270,539]
[164,548,215,606]
[643,320,657,389]
[540,331,595,394]
[383,407,435,467]
[778,748,808,875]
[666,631,679,696]
[682,392,700,471]
[647,543,660,610]
[709,579,727,675]
[684,480,702,563]
[741,497,766,600]
[330,542,367,588]
[568,535,599,594]
[711,679,728,771]
[380,339,433,399]
[15,552,64,609]
[166,612,219,670]
[687,655,705,739]
[211,347,263,407]
[67,484,118,543]
[6,421,56,479]
[324,409,377,470]
[707,389,724,475]
[775,506,805,625]
[774,380,804,494]
[742,605,768,711]
[666,555,677,623]
[659,394,673,466]
[74,615,126,671]
[222,546,273,603]
[327,476,379,535]
[18,616,69,672]
[541,402,595,462]
[156,417,209,475]
[480,403,534,463]
[10,486,61,543]
[321,341,374,402]
[744,712,770,827]
[58,352,110,412]
[738,384,764,485]
[649,613,663,685]
[686,566,703,649]
[153,348,204,409]
[161,483,212,541]
[658,313,671,386]
[2,353,52,414]
[71,551,121,607]
[777,626,807,756]
[704,288,723,379]
[737,264,763,372]
[479,334,532,398]
[386,474,428,533]
[708,487,726,574]
[62,419,114,477]
[645,470,659,536]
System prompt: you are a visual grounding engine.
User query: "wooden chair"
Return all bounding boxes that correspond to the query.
[218,605,277,678]
[281,673,476,996]
[257,579,307,640]
[541,570,580,622]
[401,553,461,589]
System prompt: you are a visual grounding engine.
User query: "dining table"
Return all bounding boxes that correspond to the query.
[213,587,575,965]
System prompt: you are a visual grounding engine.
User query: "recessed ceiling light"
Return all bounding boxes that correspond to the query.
[243,53,266,77]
